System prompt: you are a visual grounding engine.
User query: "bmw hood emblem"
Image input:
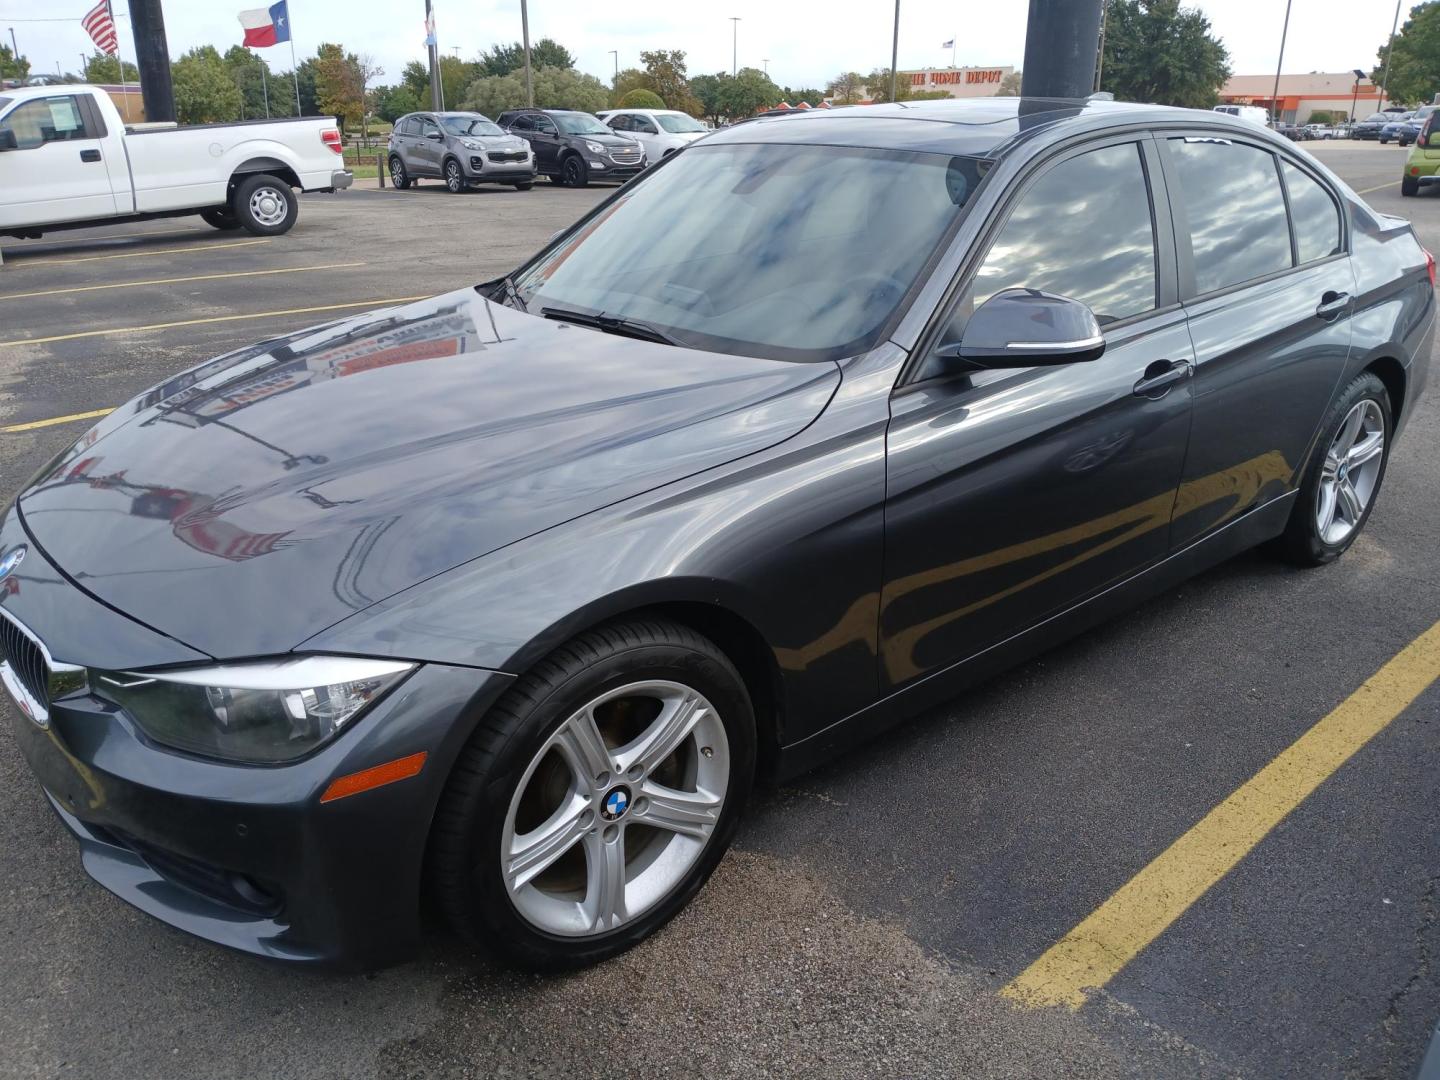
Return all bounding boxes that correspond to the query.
[0,545,26,582]
[601,786,631,821]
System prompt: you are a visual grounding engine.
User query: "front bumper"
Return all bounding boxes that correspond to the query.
[0,514,513,969]
[465,153,535,179]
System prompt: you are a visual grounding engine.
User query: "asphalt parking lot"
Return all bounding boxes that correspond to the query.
[0,142,1437,1080]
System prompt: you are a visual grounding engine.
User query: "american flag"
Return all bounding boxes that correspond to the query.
[81,0,119,57]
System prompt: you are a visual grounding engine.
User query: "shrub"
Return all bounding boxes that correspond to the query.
[619,88,666,109]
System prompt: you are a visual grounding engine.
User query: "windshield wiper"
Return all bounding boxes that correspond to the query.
[480,275,527,312]
[540,306,681,347]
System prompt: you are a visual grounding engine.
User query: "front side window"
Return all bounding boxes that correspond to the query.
[533,116,557,134]
[0,96,88,149]
[1281,161,1341,264]
[657,113,707,134]
[633,117,658,133]
[1169,138,1291,294]
[607,114,630,131]
[934,141,1157,357]
[508,114,533,132]
[417,117,440,139]
[511,143,984,362]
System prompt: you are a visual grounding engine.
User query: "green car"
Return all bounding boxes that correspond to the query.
[1403,117,1440,196]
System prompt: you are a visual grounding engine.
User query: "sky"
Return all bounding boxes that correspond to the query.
[1,0,1408,93]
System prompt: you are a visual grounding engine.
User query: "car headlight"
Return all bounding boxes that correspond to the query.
[92,656,415,763]
[585,141,606,154]
[462,139,485,151]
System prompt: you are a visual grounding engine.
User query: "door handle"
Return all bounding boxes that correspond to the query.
[80,148,101,163]
[1133,359,1191,398]
[1315,290,1351,321]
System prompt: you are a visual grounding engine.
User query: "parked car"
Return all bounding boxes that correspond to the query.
[1274,122,1307,141]
[496,108,646,186]
[3,97,1431,973]
[1396,106,1437,147]
[1380,112,1417,144]
[0,84,350,239]
[1403,112,1440,194]
[1354,112,1392,140]
[1305,124,1338,140]
[387,111,535,193]
[595,108,708,160]
[1212,104,1269,126]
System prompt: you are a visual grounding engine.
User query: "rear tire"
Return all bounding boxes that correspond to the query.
[1276,372,1392,567]
[200,208,242,231]
[429,618,756,971]
[1402,175,1420,197]
[389,155,411,189]
[232,174,298,236]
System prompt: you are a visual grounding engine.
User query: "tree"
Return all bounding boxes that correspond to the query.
[461,65,609,116]
[638,49,696,111]
[827,71,865,105]
[477,38,573,78]
[314,43,364,130]
[172,46,244,124]
[83,52,139,84]
[995,70,1023,96]
[620,88,666,109]
[293,56,321,115]
[1374,2,1440,107]
[717,67,783,119]
[781,86,826,107]
[437,55,473,109]
[1306,109,1338,125]
[691,73,725,122]
[0,44,29,82]
[1100,0,1231,108]
[374,83,422,122]
[223,45,270,119]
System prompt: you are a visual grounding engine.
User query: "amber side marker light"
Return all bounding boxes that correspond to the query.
[320,752,428,804]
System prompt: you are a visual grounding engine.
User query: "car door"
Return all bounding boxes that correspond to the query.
[395,116,421,173]
[0,93,118,228]
[413,115,444,176]
[529,114,561,172]
[627,114,660,159]
[1157,134,1354,549]
[880,136,1195,689]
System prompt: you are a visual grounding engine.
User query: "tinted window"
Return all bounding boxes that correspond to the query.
[1281,161,1341,264]
[533,115,557,134]
[552,112,609,135]
[632,116,658,133]
[508,114,533,131]
[948,142,1157,340]
[1170,139,1291,293]
[607,114,630,131]
[512,144,983,362]
[0,96,88,149]
[417,117,440,138]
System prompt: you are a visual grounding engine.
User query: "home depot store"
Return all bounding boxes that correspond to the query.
[902,66,1014,98]
[1219,72,1390,123]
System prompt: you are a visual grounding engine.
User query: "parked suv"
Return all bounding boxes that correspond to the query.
[596,108,709,160]
[388,111,536,193]
[496,109,646,186]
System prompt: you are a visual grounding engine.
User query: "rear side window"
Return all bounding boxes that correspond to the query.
[964,141,1157,325]
[1281,161,1341,264]
[1169,139,1291,294]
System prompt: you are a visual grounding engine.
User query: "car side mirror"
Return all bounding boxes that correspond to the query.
[427,131,444,141]
[0,129,16,151]
[937,289,1106,370]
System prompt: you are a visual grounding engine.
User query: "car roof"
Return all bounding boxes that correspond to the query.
[699,96,1273,159]
[602,108,689,116]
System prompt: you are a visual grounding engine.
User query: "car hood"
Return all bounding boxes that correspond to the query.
[583,132,641,148]
[463,133,529,150]
[20,289,839,659]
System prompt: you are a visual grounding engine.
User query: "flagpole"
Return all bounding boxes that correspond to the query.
[111,2,131,120]
[289,37,300,114]
[259,54,270,118]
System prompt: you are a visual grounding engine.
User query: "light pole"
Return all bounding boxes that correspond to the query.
[1379,0,1401,109]
[609,49,618,87]
[762,58,769,74]
[1269,0,1293,126]
[729,17,740,76]
[520,0,533,106]
[1351,68,1365,123]
[889,0,900,103]
[7,27,17,66]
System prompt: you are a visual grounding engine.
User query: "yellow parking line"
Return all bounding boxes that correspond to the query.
[1002,618,1440,1010]
[1,408,114,433]
[0,262,365,302]
[0,295,429,348]
[0,225,208,248]
[11,239,270,266]
[1355,182,1393,195]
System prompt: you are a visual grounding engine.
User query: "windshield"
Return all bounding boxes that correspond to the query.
[510,143,984,362]
[1364,114,1388,122]
[442,115,504,137]
[552,113,610,135]
[656,113,706,133]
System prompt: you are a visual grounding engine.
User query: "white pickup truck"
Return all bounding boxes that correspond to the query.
[0,84,352,240]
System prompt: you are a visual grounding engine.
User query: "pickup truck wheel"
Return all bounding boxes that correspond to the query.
[233,174,298,236]
[200,208,242,231]
[389,155,411,189]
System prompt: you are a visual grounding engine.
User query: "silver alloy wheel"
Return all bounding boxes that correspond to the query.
[446,162,462,192]
[501,680,730,937]
[248,186,289,227]
[1317,398,1385,545]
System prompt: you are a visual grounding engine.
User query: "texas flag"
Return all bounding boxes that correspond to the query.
[238,0,291,48]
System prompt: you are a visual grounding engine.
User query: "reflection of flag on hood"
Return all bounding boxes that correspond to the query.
[423,11,437,47]
[238,0,291,47]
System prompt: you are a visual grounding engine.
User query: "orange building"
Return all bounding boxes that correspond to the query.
[1219,72,1390,124]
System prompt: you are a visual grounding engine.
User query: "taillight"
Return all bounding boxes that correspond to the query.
[1427,248,1436,288]
[320,128,343,154]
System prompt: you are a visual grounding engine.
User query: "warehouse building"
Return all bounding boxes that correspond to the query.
[1218,72,1391,124]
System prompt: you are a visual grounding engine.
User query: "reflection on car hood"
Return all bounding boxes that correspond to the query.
[465,134,529,149]
[20,290,839,659]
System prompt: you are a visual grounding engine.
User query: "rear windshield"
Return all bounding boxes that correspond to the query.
[510,142,986,362]
[442,115,504,137]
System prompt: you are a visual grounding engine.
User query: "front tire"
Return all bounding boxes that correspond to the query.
[561,154,589,188]
[232,174,298,236]
[1277,372,1392,567]
[429,619,756,970]
[444,159,466,193]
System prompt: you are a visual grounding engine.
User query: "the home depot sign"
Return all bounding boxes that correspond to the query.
[902,65,1015,98]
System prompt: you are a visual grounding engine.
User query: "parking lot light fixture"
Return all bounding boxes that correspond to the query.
[730,17,740,76]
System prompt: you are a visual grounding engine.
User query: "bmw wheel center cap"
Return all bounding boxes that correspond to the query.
[601,785,631,821]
